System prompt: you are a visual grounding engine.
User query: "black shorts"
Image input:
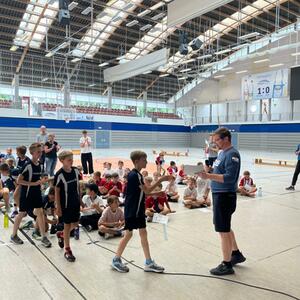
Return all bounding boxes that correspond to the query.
[61,207,80,224]
[19,189,43,212]
[124,216,146,231]
[212,192,236,232]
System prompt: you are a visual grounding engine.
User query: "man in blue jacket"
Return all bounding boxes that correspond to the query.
[199,127,246,276]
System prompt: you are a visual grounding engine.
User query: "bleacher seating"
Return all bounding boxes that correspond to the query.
[0,100,13,108]
[148,111,182,119]
[41,103,136,116]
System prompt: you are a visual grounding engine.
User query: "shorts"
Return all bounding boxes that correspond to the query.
[124,216,146,231]
[212,192,236,232]
[19,189,43,212]
[62,207,80,224]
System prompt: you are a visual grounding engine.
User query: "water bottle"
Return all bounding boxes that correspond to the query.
[257,187,262,197]
[4,213,9,228]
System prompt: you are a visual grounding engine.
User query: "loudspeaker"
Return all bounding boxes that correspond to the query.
[179,44,188,55]
[59,0,69,9]
[59,9,70,25]
[190,38,203,51]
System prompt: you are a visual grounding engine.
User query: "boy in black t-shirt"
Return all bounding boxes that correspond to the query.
[11,146,31,218]
[54,151,81,262]
[112,151,171,273]
[10,143,52,248]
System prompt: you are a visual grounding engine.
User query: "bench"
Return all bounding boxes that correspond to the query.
[152,150,189,157]
[71,149,81,155]
[254,158,296,167]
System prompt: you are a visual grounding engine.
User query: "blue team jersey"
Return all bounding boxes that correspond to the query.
[211,147,241,193]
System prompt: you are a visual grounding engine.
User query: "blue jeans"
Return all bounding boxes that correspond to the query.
[45,157,57,176]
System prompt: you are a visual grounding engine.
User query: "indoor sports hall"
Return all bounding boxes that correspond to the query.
[0,1,300,300]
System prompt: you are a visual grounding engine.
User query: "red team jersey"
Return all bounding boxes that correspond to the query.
[239,177,253,187]
[106,181,123,196]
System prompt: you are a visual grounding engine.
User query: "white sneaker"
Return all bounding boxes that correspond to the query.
[144,260,165,273]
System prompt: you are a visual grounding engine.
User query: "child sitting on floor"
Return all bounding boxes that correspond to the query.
[145,184,174,221]
[196,163,211,207]
[142,170,149,178]
[165,176,180,202]
[80,183,105,231]
[183,178,208,209]
[167,161,178,175]
[176,164,187,185]
[98,195,124,239]
[115,160,125,180]
[153,171,160,183]
[107,173,123,197]
[144,176,153,188]
[238,170,257,197]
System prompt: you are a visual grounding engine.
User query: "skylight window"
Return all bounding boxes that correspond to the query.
[72,0,142,59]
[13,0,58,49]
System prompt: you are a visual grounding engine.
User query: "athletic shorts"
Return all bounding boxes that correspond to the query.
[19,189,43,212]
[61,207,80,224]
[212,192,236,232]
[124,216,146,231]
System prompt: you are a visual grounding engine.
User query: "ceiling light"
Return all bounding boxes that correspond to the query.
[81,7,92,15]
[116,55,126,60]
[221,67,233,71]
[123,2,134,11]
[126,20,139,27]
[10,45,18,51]
[215,48,231,55]
[178,77,186,80]
[42,77,49,82]
[291,64,300,68]
[159,73,169,77]
[68,1,78,11]
[236,70,248,74]
[127,89,135,92]
[197,54,212,59]
[150,1,165,10]
[143,70,152,74]
[140,24,152,31]
[89,84,96,87]
[137,9,151,17]
[214,75,224,78]
[239,32,261,40]
[71,57,81,63]
[45,52,54,58]
[151,13,165,20]
[112,15,123,22]
[254,58,270,64]
[99,62,109,67]
[269,63,284,68]
[160,93,168,96]
[291,52,300,56]
[180,68,192,72]
[183,58,196,64]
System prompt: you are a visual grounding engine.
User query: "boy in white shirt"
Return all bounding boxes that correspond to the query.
[165,176,180,202]
[80,183,105,231]
[115,160,125,180]
[79,130,94,175]
[183,178,209,209]
[98,195,124,239]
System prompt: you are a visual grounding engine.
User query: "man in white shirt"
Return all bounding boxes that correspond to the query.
[79,130,94,175]
[80,184,104,231]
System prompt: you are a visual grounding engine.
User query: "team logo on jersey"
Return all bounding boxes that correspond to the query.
[232,156,239,163]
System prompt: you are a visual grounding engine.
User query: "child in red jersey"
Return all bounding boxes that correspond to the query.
[238,170,257,197]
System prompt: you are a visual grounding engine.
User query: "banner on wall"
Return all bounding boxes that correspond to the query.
[242,69,288,101]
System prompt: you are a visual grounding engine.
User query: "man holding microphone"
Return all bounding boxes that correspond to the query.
[199,127,246,276]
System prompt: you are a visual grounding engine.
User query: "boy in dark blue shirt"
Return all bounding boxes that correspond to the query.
[286,144,300,191]
[112,150,171,273]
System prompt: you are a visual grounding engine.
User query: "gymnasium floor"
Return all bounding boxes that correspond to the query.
[1,148,300,300]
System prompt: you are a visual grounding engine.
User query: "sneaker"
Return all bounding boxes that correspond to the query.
[286,185,295,191]
[50,225,57,235]
[64,249,76,262]
[41,236,52,248]
[231,252,246,266]
[10,234,24,245]
[32,230,42,240]
[144,260,165,273]
[85,225,93,232]
[10,210,18,219]
[111,257,129,273]
[20,220,33,230]
[74,227,80,240]
[56,231,64,248]
[104,233,114,240]
[210,262,234,276]
[114,230,124,237]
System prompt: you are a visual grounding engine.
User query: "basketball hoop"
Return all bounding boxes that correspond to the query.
[65,118,70,124]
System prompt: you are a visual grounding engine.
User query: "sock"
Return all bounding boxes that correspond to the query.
[65,246,71,252]
[223,261,232,267]
[232,249,241,256]
[145,258,152,265]
[13,204,18,212]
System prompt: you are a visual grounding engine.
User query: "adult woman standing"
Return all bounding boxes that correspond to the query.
[44,133,60,176]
